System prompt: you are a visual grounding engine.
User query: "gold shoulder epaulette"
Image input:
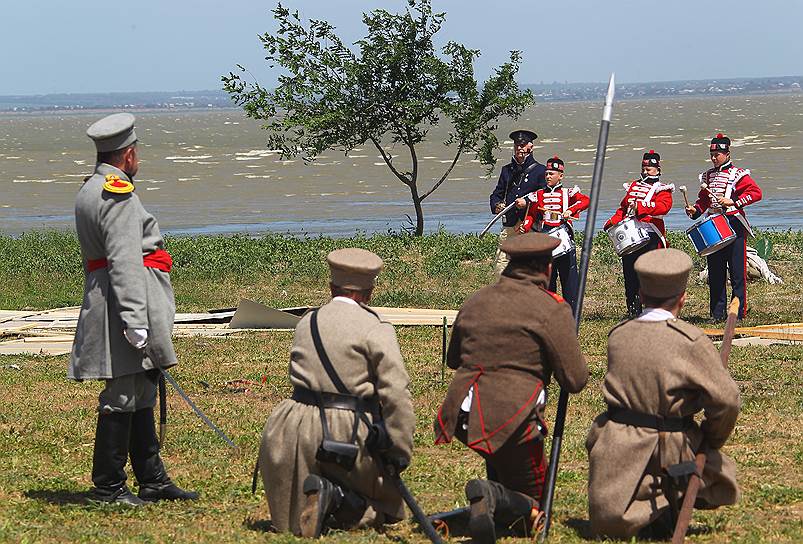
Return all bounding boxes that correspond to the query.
[102,174,134,194]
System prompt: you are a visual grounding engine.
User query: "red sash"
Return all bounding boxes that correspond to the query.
[86,249,173,273]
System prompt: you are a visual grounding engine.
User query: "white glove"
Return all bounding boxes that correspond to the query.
[124,328,148,349]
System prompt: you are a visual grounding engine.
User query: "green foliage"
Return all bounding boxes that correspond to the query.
[222,0,533,234]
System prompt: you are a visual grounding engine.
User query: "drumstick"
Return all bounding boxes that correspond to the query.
[679,185,691,208]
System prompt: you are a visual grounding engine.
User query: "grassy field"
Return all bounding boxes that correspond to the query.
[1,231,801,543]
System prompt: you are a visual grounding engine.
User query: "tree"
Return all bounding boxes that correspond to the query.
[222,0,533,235]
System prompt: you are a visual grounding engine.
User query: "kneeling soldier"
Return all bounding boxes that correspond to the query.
[434,233,589,543]
[586,248,740,539]
[258,248,415,537]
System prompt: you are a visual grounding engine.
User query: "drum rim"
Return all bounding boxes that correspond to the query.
[698,235,737,256]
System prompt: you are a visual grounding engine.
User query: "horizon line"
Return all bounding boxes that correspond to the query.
[1,74,801,99]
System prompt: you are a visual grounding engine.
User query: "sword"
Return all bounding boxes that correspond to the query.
[480,201,518,236]
[539,73,615,542]
[158,367,239,451]
[158,373,167,445]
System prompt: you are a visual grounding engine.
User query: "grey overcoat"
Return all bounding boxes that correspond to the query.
[70,163,177,380]
[259,298,415,534]
[586,317,741,538]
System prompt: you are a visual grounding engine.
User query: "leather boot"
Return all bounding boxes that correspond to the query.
[466,479,539,543]
[91,412,143,506]
[129,407,199,502]
[300,474,342,538]
[466,479,499,544]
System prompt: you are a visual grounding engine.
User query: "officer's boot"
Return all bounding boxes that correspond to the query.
[91,411,144,506]
[129,407,199,502]
[299,474,367,537]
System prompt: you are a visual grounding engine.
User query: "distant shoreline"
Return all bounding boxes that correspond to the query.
[1,75,799,114]
[1,89,800,118]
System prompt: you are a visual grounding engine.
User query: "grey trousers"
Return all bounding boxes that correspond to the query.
[98,371,158,414]
[493,224,524,276]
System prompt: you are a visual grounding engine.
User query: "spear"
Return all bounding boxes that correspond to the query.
[538,73,615,542]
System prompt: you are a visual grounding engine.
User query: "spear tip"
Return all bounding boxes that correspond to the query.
[603,73,615,122]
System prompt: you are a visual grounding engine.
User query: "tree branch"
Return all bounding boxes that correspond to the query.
[370,136,410,186]
[420,143,463,201]
[405,127,419,189]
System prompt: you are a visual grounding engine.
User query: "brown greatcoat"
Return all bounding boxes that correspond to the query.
[259,298,415,535]
[434,264,588,453]
[586,317,741,538]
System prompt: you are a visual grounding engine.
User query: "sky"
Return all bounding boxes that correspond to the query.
[1,0,800,95]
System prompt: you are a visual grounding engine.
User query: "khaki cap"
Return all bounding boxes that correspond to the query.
[500,232,559,259]
[87,113,137,152]
[634,248,693,298]
[327,248,383,290]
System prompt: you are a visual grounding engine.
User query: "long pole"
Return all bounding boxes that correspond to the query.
[671,297,740,543]
[539,73,615,542]
[386,465,444,544]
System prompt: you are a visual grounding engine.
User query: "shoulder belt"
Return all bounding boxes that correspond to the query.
[666,318,700,341]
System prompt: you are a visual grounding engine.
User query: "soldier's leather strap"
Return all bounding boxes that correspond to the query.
[86,248,173,273]
[607,406,693,432]
[291,385,379,415]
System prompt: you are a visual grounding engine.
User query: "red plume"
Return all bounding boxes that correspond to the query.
[552,155,559,159]
[649,149,655,153]
[716,133,724,138]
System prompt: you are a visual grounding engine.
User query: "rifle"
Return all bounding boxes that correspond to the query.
[539,73,616,542]
[671,297,740,543]
[384,462,444,544]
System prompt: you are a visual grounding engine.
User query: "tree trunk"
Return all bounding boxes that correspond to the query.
[409,182,425,236]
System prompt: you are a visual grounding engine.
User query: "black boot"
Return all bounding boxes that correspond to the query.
[91,412,143,506]
[129,407,199,502]
[299,474,366,537]
[466,479,539,543]
[466,479,499,544]
[300,474,343,538]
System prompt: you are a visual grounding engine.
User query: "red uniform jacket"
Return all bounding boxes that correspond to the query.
[604,179,674,242]
[692,162,762,225]
[521,184,590,232]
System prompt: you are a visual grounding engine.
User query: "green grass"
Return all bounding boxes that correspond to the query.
[1,230,802,542]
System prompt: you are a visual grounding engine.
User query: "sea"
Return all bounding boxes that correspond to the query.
[1,93,801,237]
